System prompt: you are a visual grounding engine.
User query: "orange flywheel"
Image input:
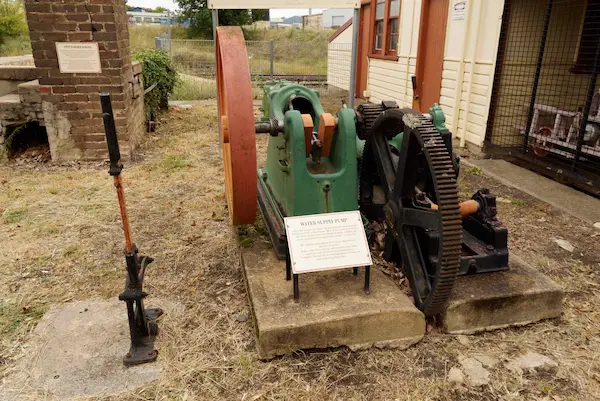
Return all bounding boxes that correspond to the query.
[216,26,257,225]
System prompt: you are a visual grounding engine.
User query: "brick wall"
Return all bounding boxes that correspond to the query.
[24,0,144,161]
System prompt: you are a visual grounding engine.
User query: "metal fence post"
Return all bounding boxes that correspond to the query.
[212,9,221,157]
[270,40,274,80]
[572,37,600,171]
[348,8,360,109]
[523,0,553,153]
[168,10,172,59]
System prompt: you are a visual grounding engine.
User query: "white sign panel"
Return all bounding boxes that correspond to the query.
[285,211,372,274]
[56,42,102,74]
[209,0,360,9]
[452,1,466,20]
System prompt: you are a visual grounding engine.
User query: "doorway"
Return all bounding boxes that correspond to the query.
[415,0,449,112]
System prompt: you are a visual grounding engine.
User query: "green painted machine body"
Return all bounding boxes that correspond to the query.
[259,81,358,217]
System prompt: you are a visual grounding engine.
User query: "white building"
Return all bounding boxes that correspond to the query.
[322,9,354,28]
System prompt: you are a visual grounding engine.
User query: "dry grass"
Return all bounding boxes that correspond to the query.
[1,104,600,400]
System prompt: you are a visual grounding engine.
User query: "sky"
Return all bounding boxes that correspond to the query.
[127,1,325,18]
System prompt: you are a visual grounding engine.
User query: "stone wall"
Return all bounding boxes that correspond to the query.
[0,80,44,157]
[23,0,145,161]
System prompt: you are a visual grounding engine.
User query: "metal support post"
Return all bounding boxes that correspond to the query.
[270,40,274,80]
[168,10,172,59]
[212,9,222,157]
[285,243,291,281]
[293,274,299,302]
[572,38,600,170]
[523,0,552,153]
[364,266,371,294]
[348,8,360,109]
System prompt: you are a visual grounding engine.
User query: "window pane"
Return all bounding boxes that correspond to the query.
[389,18,399,51]
[375,34,383,50]
[390,0,400,17]
[375,21,384,50]
[376,1,385,19]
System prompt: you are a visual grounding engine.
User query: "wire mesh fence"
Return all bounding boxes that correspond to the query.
[157,37,350,101]
[486,0,600,194]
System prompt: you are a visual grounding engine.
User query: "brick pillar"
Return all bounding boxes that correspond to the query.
[24,0,144,161]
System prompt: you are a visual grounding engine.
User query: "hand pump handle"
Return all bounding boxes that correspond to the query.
[101,93,133,253]
[101,93,123,176]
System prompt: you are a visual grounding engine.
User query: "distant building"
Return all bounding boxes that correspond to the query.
[303,13,323,29]
[271,16,302,29]
[127,10,175,25]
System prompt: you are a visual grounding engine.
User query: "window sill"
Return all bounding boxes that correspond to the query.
[368,54,399,61]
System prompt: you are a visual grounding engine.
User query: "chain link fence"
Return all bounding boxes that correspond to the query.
[156,37,350,101]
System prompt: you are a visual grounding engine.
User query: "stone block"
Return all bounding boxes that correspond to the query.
[241,243,426,360]
[441,255,563,334]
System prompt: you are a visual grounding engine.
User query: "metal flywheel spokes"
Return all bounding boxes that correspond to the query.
[216,26,257,225]
[362,109,462,317]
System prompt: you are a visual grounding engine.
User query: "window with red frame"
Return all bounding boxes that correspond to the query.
[371,0,401,58]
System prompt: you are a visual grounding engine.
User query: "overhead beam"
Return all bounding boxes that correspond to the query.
[209,1,359,9]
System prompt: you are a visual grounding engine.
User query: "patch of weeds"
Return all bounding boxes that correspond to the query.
[162,155,189,171]
[2,208,26,224]
[63,244,80,257]
[239,354,253,377]
[541,384,554,395]
[511,198,528,207]
[236,220,270,249]
[464,166,483,175]
[0,301,45,335]
[237,225,255,248]
[48,188,58,195]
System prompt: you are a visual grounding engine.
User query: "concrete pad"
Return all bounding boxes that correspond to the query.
[1,299,164,401]
[241,243,425,359]
[441,255,563,334]
[463,159,600,225]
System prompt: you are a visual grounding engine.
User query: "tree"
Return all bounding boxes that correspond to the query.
[153,6,168,13]
[176,0,255,38]
[252,9,269,22]
[0,0,28,41]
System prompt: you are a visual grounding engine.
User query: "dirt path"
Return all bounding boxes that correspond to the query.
[1,105,599,400]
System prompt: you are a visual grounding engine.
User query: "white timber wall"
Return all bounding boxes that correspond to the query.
[368,0,420,107]
[327,23,353,91]
[365,0,505,148]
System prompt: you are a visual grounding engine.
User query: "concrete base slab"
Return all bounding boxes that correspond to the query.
[241,244,425,359]
[441,255,563,334]
[1,299,165,400]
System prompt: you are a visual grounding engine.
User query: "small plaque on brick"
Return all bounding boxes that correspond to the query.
[56,42,102,74]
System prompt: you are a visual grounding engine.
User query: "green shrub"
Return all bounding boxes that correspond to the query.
[0,35,31,56]
[133,49,178,121]
[0,1,28,40]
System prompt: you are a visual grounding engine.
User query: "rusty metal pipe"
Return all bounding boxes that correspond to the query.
[431,199,480,218]
[113,175,134,253]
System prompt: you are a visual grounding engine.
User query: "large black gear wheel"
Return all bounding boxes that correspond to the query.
[359,108,462,317]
